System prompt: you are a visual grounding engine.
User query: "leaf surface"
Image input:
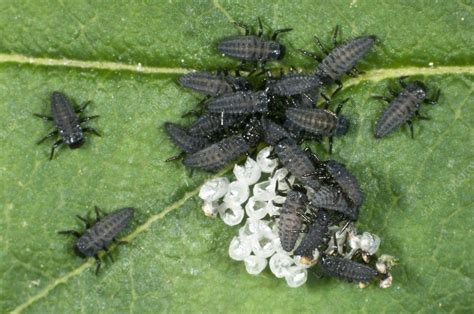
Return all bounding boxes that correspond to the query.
[0,1,473,313]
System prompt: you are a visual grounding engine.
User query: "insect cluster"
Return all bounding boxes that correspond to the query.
[166,20,439,172]
[199,150,394,288]
[164,19,440,288]
[32,17,440,282]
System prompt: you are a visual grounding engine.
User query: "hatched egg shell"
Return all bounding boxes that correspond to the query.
[248,219,274,237]
[218,203,245,226]
[285,266,308,288]
[256,146,278,173]
[201,200,219,218]
[250,233,276,258]
[233,157,261,186]
[244,255,268,275]
[266,200,280,216]
[245,196,269,220]
[253,180,275,202]
[359,232,381,255]
[269,253,295,278]
[228,236,252,261]
[379,273,393,289]
[199,177,230,201]
[224,181,249,205]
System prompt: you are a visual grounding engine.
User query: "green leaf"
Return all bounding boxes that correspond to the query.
[0,1,473,313]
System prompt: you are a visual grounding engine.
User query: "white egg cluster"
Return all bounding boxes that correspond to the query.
[199,147,309,287]
[198,147,395,288]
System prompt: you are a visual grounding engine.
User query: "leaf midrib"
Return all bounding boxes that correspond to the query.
[0,53,473,82]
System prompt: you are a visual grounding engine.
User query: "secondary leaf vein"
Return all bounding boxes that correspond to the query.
[11,167,231,313]
[212,0,236,24]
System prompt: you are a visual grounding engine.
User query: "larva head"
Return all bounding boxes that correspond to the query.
[254,90,270,113]
[51,91,68,108]
[286,189,308,205]
[228,76,250,91]
[315,69,333,85]
[334,116,350,136]
[75,237,97,257]
[406,81,427,101]
[242,118,263,147]
[63,128,85,148]
[275,138,294,155]
[268,41,285,60]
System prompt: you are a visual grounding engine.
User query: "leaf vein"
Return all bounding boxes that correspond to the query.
[0,54,473,81]
[0,54,190,75]
[10,167,230,313]
[212,0,236,24]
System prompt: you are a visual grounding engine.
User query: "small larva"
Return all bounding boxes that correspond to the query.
[58,207,134,274]
[34,91,100,159]
[374,78,440,138]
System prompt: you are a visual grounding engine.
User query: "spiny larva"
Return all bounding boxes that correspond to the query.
[178,71,249,97]
[294,210,331,260]
[316,36,376,85]
[374,78,440,138]
[164,122,210,161]
[325,160,364,210]
[278,188,308,252]
[183,118,262,172]
[320,254,379,284]
[58,207,134,274]
[207,90,270,115]
[284,99,349,153]
[34,91,100,159]
[274,139,322,190]
[260,118,295,146]
[310,185,356,220]
[218,17,292,68]
[183,135,248,172]
[301,27,376,95]
[292,87,321,109]
[285,107,348,137]
[266,72,322,96]
[187,113,241,137]
[309,160,362,221]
